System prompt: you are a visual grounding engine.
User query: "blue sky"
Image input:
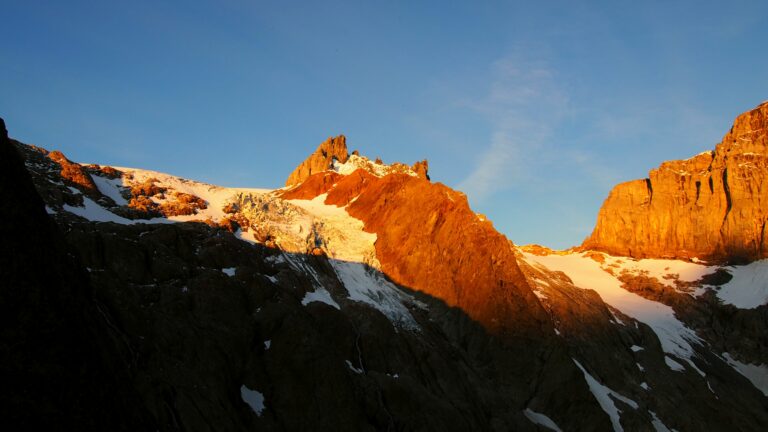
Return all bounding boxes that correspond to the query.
[2,1,767,248]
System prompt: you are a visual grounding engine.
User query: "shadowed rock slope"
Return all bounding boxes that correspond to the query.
[0,118,155,430]
[584,102,768,263]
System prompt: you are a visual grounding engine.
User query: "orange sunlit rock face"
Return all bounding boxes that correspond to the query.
[285,135,348,186]
[125,177,208,218]
[584,101,768,263]
[47,150,99,195]
[282,169,552,337]
[411,159,429,180]
[280,171,344,200]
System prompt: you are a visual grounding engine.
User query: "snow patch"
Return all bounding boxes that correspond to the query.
[234,229,258,244]
[331,261,418,331]
[716,260,768,308]
[264,340,271,350]
[630,345,644,352]
[574,359,638,432]
[722,353,768,396]
[331,154,417,178]
[240,385,265,416]
[92,174,128,205]
[63,196,136,224]
[523,408,563,432]
[649,410,672,432]
[665,356,685,372]
[301,288,341,310]
[221,267,236,277]
[345,360,364,374]
[524,252,702,367]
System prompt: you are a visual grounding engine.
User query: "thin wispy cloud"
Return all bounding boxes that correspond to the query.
[458,55,570,201]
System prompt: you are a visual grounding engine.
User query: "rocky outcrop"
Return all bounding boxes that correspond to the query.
[584,102,768,263]
[411,159,429,180]
[286,136,431,184]
[48,149,100,198]
[127,177,208,217]
[285,135,349,186]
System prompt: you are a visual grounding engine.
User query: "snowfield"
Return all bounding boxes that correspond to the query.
[113,167,272,223]
[523,251,703,370]
[288,193,379,266]
[523,248,768,400]
[717,260,768,308]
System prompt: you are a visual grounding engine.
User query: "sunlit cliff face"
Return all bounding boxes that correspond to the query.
[584,102,768,264]
[280,166,551,337]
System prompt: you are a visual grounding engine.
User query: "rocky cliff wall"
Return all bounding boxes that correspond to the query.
[584,102,768,263]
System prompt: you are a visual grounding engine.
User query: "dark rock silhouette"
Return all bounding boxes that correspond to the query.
[0,118,154,430]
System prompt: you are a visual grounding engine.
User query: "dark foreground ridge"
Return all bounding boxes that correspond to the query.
[0,118,155,430]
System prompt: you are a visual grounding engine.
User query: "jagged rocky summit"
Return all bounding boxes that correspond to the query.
[584,102,768,263]
[285,134,430,186]
[285,135,349,186]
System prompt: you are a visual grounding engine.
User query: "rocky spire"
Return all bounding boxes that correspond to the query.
[411,159,429,180]
[285,135,349,186]
[583,101,768,263]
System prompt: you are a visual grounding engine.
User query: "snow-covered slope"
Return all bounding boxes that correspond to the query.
[331,154,418,178]
[58,165,421,330]
[717,260,768,308]
[115,167,272,222]
[522,247,768,400]
[287,193,379,266]
[523,250,703,371]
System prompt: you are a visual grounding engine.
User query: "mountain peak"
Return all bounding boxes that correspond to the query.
[285,135,349,186]
[285,135,430,186]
